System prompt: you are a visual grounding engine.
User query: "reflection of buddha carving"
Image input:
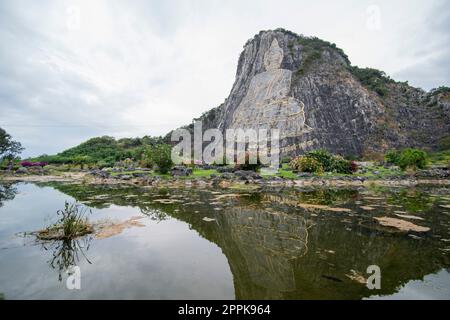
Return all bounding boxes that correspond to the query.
[231,39,312,137]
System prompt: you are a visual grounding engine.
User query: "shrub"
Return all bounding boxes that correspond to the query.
[96,160,112,169]
[304,150,335,171]
[291,150,356,174]
[71,155,91,169]
[397,149,428,171]
[385,150,400,164]
[281,156,292,164]
[385,148,428,171]
[290,156,323,174]
[20,161,48,167]
[332,156,353,174]
[145,144,173,174]
[350,161,358,173]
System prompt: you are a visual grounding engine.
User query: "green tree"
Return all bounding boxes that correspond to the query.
[145,144,173,174]
[385,150,400,164]
[0,128,24,160]
[385,148,428,171]
[72,155,91,170]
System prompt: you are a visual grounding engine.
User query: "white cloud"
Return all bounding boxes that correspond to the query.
[0,0,448,157]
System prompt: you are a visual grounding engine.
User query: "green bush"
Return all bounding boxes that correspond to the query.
[385,150,400,164]
[292,149,355,174]
[96,160,112,169]
[144,144,173,174]
[397,149,428,171]
[72,155,91,170]
[332,155,354,174]
[304,150,335,171]
[290,156,323,174]
[385,148,428,171]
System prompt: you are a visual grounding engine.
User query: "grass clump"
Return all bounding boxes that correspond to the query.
[428,149,450,167]
[37,202,93,240]
[192,169,219,177]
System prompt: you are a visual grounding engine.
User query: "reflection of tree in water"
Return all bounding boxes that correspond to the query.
[140,207,169,222]
[387,188,435,213]
[41,235,92,281]
[0,183,18,207]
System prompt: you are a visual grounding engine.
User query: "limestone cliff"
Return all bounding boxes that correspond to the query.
[172,28,450,157]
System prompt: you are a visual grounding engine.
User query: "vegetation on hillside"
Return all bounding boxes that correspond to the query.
[143,143,173,174]
[277,28,396,97]
[348,66,396,96]
[30,135,165,168]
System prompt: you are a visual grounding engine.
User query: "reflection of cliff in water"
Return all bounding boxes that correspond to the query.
[48,183,450,299]
[214,207,311,299]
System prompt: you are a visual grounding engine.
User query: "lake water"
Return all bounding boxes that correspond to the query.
[0,182,449,299]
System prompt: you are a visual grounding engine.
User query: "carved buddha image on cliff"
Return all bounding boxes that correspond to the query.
[231,38,312,137]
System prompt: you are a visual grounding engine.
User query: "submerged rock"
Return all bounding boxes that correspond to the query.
[95,216,145,239]
[374,216,430,233]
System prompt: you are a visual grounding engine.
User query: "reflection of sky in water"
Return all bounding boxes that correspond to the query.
[368,269,450,300]
[0,183,234,299]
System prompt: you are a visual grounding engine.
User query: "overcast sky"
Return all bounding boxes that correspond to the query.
[0,0,449,157]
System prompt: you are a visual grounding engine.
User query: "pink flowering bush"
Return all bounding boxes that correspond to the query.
[20,161,48,167]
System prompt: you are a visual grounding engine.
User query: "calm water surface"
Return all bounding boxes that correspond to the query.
[0,182,449,299]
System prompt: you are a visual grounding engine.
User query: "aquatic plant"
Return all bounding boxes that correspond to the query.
[37,202,93,240]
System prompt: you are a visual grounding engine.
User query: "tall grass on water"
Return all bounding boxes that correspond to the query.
[38,201,93,240]
[37,201,94,281]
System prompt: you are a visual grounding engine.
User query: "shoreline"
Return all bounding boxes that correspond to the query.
[2,172,450,189]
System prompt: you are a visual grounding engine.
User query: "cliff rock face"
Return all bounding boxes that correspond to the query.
[177,29,449,157]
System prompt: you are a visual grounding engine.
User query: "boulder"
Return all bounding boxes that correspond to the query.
[15,167,28,174]
[234,170,260,179]
[170,166,192,176]
[90,169,110,179]
[217,167,236,173]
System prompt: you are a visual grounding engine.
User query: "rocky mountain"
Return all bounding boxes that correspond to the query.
[172,28,449,158]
